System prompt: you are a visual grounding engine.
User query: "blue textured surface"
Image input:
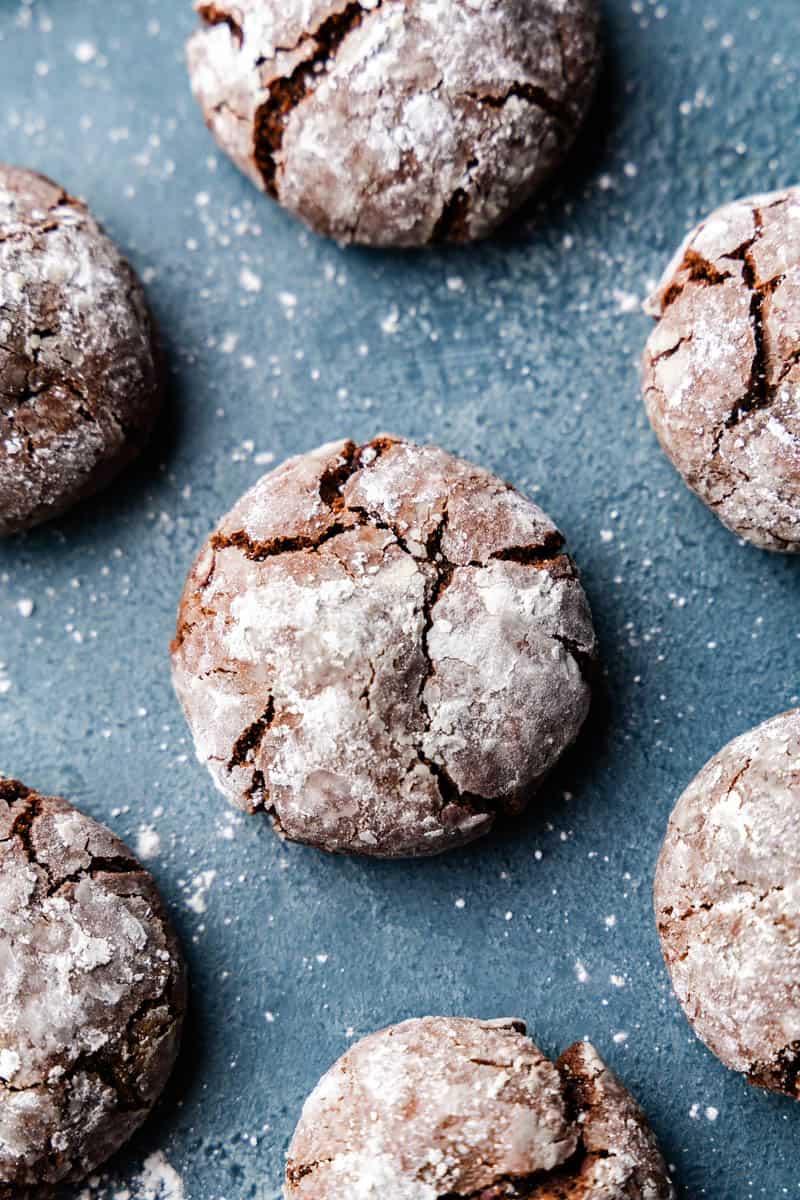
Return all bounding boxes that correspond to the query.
[1,1,799,1197]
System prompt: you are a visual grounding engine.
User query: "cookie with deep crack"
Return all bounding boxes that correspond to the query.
[186,0,601,247]
[171,435,596,858]
[655,710,800,1098]
[0,779,186,1193]
[642,188,800,552]
[0,165,162,536]
[284,1016,674,1198]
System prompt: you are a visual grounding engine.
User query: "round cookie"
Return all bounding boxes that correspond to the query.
[0,779,186,1193]
[0,165,162,536]
[171,435,596,858]
[655,710,800,1097]
[285,1016,674,1198]
[187,0,601,247]
[642,187,800,552]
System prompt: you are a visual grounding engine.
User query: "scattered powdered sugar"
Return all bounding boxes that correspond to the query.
[135,1151,185,1200]
[75,1151,185,1200]
[136,825,162,861]
[380,306,400,334]
[186,868,217,914]
[239,265,262,292]
[74,40,98,63]
[613,287,640,313]
[689,1103,719,1123]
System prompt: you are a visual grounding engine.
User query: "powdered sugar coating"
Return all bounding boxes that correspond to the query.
[0,780,186,1193]
[284,1017,674,1198]
[0,165,161,536]
[655,710,800,1097]
[171,435,596,858]
[186,0,601,246]
[642,188,800,552]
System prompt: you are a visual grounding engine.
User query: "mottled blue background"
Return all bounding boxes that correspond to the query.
[1,1,799,1197]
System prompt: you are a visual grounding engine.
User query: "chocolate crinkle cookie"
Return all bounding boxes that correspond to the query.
[0,165,162,536]
[0,780,186,1194]
[186,0,601,247]
[171,435,596,858]
[655,710,800,1098]
[284,1016,674,1198]
[643,187,800,552]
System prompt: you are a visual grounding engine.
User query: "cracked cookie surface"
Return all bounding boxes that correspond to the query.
[171,435,596,858]
[0,165,162,536]
[284,1016,674,1198]
[0,780,186,1193]
[655,710,800,1097]
[186,0,601,246]
[642,187,800,552]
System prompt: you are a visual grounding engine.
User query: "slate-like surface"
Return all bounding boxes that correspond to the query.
[1,2,799,1198]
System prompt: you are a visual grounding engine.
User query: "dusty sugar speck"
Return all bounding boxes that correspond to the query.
[135,1151,185,1200]
[74,41,98,63]
[239,266,262,293]
[135,825,162,861]
[186,868,217,914]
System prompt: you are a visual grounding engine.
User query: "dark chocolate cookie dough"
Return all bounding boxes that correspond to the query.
[0,779,186,1193]
[643,188,800,552]
[285,1017,674,1198]
[187,0,601,247]
[171,435,596,858]
[655,710,800,1098]
[0,165,162,536]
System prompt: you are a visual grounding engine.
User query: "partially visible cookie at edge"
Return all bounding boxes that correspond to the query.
[0,779,187,1194]
[0,165,162,536]
[655,709,800,1097]
[284,1016,675,1198]
[186,0,602,247]
[171,434,597,858]
[642,187,800,552]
